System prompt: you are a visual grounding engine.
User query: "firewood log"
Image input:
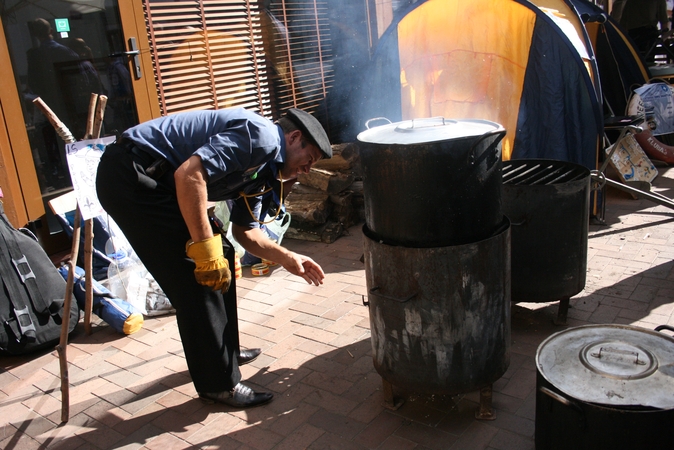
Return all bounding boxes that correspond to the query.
[298,168,354,194]
[284,182,332,225]
[286,221,345,244]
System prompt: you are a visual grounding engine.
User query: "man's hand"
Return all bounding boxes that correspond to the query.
[232,224,325,286]
[283,252,325,286]
[186,234,232,292]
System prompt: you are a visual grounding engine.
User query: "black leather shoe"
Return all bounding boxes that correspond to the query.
[199,383,273,408]
[237,348,261,366]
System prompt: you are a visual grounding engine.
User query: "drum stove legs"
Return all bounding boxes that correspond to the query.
[554,297,570,325]
[475,385,496,420]
[382,377,497,419]
[382,378,404,410]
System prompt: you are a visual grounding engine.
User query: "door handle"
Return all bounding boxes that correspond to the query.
[128,37,142,80]
[109,50,139,57]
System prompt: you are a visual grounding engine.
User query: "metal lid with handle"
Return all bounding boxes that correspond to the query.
[536,324,674,409]
[357,117,504,145]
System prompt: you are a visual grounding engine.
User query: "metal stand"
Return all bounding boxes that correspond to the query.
[475,385,496,420]
[592,172,674,210]
[644,36,674,64]
[592,123,674,222]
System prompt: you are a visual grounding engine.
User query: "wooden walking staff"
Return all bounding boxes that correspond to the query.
[81,93,108,335]
[33,94,107,422]
[82,94,108,336]
[84,92,108,140]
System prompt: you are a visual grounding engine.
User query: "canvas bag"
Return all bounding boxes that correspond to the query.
[0,203,79,355]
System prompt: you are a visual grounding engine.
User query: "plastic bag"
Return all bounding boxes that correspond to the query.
[105,263,175,317]
[103,225,175,317]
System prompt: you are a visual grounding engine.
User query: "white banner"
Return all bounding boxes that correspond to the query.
[65,136,115,220]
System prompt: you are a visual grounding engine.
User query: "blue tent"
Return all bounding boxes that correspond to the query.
[570,0,650,116]
[350,0,604,170]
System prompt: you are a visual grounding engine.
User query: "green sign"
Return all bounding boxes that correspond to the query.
[54,18,70,33]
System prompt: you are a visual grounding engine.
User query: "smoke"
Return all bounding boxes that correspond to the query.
[321,0,422,143]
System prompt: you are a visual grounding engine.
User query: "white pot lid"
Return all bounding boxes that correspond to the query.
[536,324,674,409]
[357,117,504,145]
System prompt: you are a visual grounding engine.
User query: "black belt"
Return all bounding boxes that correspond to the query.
[119,138,173,180]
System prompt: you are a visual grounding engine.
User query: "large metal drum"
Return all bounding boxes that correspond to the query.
[502,159,590,303]
[357,118,506,247]
[363,220,511,394]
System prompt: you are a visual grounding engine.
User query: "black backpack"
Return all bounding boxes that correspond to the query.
[0,204,79,355]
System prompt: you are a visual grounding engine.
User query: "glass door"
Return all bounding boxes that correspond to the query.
[1,0,142,249]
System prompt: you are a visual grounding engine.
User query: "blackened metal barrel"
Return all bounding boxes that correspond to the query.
[502,159,590,303]
[357,118,506,248]
[363,220,511,394]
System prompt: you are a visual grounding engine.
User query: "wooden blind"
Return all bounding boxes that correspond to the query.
[144,0,271,116]
[265,0,333,117]
[143,0,333,120]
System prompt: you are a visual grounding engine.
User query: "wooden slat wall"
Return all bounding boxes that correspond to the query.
[267,0,333,116]
[142,0,333,120]
[144,0,270,116]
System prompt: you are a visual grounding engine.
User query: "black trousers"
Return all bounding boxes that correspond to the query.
[96,142,241,393]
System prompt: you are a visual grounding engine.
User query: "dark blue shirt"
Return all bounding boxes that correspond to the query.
[122,108,286,228]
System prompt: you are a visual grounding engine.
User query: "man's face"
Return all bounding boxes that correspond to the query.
[281,130,322,179]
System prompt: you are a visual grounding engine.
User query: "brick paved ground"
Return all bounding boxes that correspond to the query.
[2,166,674,450]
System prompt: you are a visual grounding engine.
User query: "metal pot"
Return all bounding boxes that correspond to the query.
[535,324,674,450]
[357,117,506,247]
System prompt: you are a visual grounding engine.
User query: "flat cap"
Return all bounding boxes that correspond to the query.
[285,108,332,159]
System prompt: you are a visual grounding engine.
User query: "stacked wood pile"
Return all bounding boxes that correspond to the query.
[284,142,364,243]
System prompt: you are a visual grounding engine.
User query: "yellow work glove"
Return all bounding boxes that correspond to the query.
[186,234,232,293]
